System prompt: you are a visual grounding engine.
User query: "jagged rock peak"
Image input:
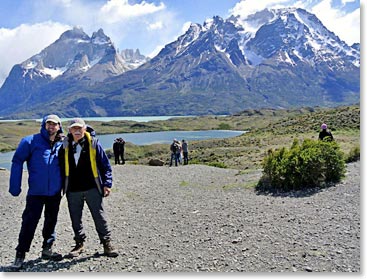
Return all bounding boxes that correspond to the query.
[59,26,89,40]
[178,23,202,45]
[121,49,145,61]
[91,28,111,44]
[74,53,90,64]
[98,45,118,64]
[206,15,224,26]
[351,43,360,51]
[186,22,202,32]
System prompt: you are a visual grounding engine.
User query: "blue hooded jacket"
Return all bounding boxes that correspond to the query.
[9,116,64,196]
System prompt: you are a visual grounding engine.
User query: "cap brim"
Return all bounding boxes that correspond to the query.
[69,124,84,128]
[46,119,59,123]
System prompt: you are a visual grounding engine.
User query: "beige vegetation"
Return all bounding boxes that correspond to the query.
[0,105,360,183]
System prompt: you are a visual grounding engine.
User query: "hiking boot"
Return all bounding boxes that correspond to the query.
[11,251,25,271]
[102,240,118,257]
[41,243,63,261]
[67,242,84,258]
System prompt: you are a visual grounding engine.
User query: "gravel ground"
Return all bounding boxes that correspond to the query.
[0,161,360,272]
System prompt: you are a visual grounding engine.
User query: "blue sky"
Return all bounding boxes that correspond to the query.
[0,0,361,86]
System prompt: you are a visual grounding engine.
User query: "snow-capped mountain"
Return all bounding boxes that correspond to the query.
[0,8,359,118]
[240,8,359,67]
[93,7,359,116]
[0,27,147,115]
[21,27,113,81]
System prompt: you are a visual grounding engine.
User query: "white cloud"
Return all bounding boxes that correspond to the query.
[341,0,355,4]
[99,0,165,23]
[148,21,163,31]
[93,0,173,54]
[230,0,290,18]
[0,22,70,86]
[51,0,73,7]
[310,0,360,45]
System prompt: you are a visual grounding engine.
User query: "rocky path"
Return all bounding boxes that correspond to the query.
[0,162,360,272]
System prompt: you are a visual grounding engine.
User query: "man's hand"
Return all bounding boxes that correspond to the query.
[103,187,111,197]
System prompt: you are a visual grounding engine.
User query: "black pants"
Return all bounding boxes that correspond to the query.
[183,152,188,165]
[119,151,125,164]
[16,194,62,253]
[114,151,120,164]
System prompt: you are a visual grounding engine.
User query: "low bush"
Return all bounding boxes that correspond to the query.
[218,123,232,130]
[345,145,360,163]
[207,161,227,168]
[257,139,346,192]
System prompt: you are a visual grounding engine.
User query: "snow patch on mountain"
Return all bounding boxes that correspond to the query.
[41,67,67,78]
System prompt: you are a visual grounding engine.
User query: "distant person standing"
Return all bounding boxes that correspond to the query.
[119,138,126,165]
[169,139,179,167]
[182,139,189,165]
[9,114,64,270]
[176,140,182,164]
[112,139,120,165]
[318,123,334,141]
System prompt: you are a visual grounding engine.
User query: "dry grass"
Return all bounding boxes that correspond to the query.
[0,105,360,173]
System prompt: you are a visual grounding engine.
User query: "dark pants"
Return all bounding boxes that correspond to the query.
[16,194,62,253]
[66,188,111,243]
[169,153,178,166]
[114,151,120,164]
[119,151,125,164]
[183,152,188,165]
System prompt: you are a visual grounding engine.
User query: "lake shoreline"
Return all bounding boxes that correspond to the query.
[0,130,245,170]
[0,105,360,171]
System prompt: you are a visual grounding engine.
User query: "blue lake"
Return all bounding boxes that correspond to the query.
[0,130,244,170]
[98,130,244,147]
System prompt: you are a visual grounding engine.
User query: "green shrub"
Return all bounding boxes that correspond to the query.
[189,158,201,165]
[218,123,232,130]
[207,161,227,168]
[346,145,360,163]
[257,139,346,192]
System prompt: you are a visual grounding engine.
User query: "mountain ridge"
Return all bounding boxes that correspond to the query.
[0,8,359,118]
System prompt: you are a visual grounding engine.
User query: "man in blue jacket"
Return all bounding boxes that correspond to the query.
[9,114,64,270]
[59,118,118,258]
